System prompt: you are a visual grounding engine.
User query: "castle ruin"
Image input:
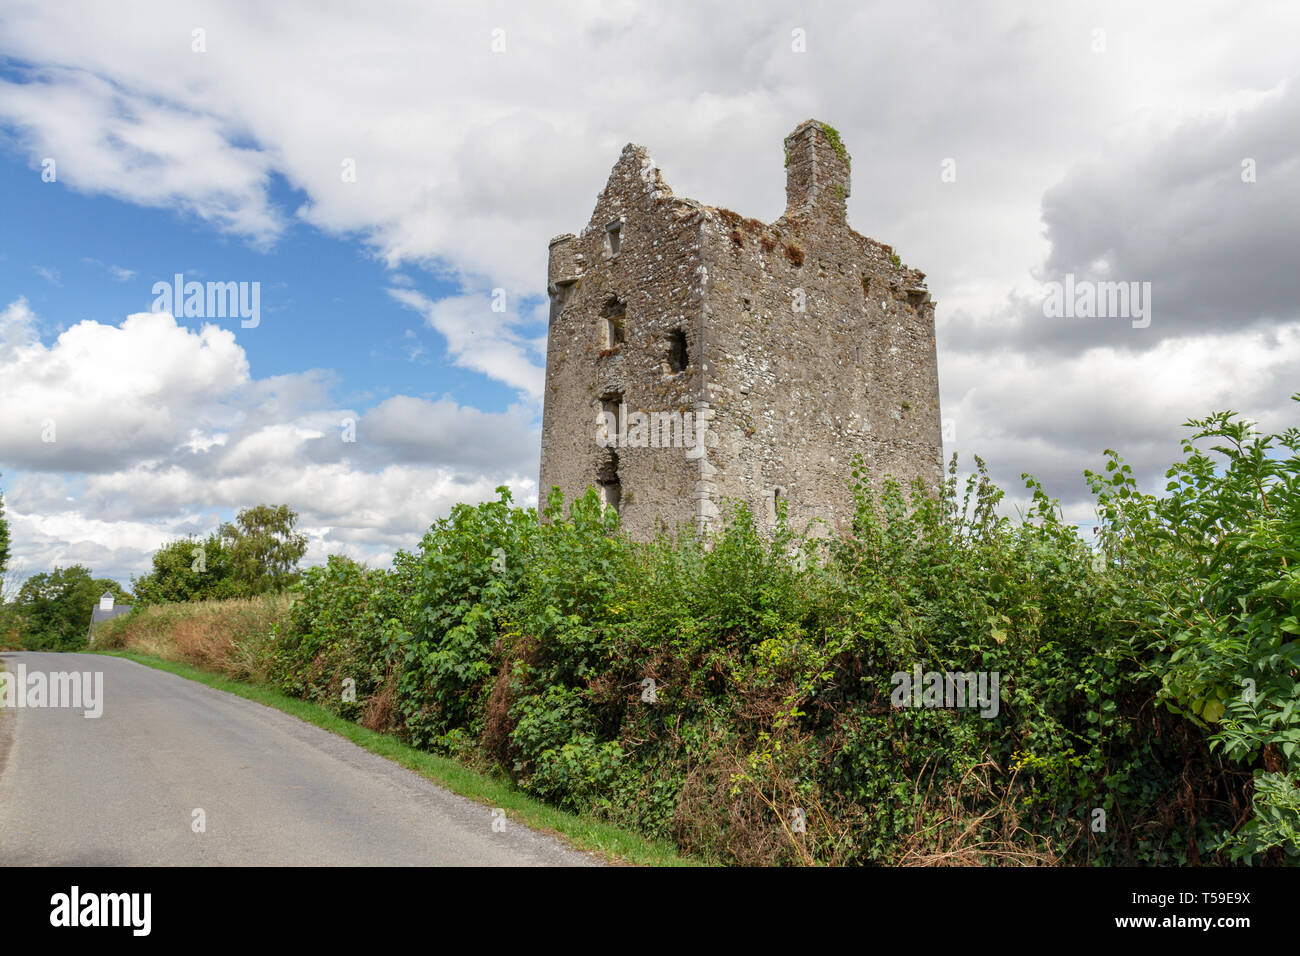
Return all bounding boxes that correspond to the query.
[539,120,942,539]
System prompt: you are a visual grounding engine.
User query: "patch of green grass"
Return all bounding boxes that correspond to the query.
[96,649,696,867]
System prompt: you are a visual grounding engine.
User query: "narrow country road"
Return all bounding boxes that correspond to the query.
[0,652,596,866]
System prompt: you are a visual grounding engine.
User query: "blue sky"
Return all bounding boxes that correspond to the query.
[0,149,525,410]
[0,1,1296,590]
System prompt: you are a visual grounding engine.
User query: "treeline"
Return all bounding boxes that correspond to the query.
[0,503,306,651]
[99,401,1300,865]
[5,567,131,652]
[0,482,10,645]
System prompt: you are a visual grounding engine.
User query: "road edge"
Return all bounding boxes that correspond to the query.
[0,656,13,780]
[96,650,697,867]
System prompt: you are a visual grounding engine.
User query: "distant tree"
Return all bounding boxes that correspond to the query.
[0,477,10,583]
[14,566,130,651]
[131,532,241,606]
[220,504,309,595]
[133,505,308,605]
[0,480,15,644]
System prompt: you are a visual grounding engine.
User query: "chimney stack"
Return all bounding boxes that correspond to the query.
[783,119,851,222]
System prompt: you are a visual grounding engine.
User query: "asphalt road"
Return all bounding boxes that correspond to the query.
[0,651,596,866]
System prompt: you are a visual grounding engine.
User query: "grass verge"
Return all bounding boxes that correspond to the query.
[96,649,695,867]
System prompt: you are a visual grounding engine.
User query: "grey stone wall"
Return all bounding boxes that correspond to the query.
[539,144,709,537]
[539,120,942,540]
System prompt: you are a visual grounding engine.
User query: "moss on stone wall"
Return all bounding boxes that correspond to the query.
[820,123,850,168]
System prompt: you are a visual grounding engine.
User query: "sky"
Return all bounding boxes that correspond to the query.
[0,0,1297,589]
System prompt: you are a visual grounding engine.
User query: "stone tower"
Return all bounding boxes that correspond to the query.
[539,120,941,539]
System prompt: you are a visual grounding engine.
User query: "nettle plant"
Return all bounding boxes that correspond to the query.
[1088,396,1300,860]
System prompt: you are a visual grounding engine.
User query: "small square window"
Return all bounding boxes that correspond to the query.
[551,278,577,307]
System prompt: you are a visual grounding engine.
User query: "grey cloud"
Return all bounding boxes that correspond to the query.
[946,79,1300,357]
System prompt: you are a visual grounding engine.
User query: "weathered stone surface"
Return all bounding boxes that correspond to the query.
[539,120,942,539]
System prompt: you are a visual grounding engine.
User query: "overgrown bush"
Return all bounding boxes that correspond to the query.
[268,554,412,725]
[1088,398,1300,862]
[397,492,537,749]
[115,402,1297,866]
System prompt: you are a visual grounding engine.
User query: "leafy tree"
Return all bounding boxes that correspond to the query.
[219,504,308,595]
[0,476,10,583]
[132,504,308,604]
[132,533,239,605]
[15,565,130,651]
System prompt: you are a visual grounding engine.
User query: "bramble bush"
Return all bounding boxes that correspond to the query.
[261,403,1296,865]
[268,553,412,725]
[1088,396,1300,863]
[398,493,539,751]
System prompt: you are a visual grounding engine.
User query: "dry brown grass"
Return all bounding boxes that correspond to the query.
[482,637,534,767]
[93,595,293,681]
[895,759,1061,866]
[361,671,398,732]
[671,725,853,867]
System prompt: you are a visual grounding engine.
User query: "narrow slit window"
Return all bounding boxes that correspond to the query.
[600,394,622,445]
[605,219,622,256]
[770,486,786,525]
[666,328,688,373]
[596,426,622,513]
[603,317,624,348]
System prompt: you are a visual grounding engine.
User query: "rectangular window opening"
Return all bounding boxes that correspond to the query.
[551,277,577,307]
[666,328,688,373]
[596,417,622,513]
[598,479,622,513]
[600,295,626,349]
[597,392,623,448]
[549,278,577,322]
[769,486,786,525]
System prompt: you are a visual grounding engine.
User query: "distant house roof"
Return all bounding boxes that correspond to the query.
[90,605,132,625]
[87,601,132,642]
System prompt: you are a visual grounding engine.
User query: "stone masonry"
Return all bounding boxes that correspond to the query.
[539,119,942,540]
